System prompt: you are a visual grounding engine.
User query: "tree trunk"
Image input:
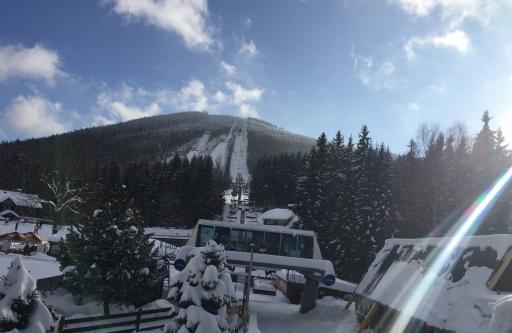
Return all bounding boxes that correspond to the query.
[103,298,110,315]
[52,211,61,234]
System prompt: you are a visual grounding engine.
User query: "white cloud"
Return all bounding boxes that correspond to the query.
[174,79,209,111]
[427,84,447,95]
[94,79,263,124]
[4,95,66,137]
[404,30,470,59]
[96,83,161,124]
[225,81,263,118]
[239,104,259,118]
[238,40,258,58]
[0,44,61,83]
[220,61,237,76]
[243,17,252,29]
[226,81,263,105]
[408,102,420,112]
[214,90,226,102]
[350,50,397,90]
[108,0,214,50]
[393,0,497,28]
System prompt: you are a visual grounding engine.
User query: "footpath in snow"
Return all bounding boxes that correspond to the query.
[249,292,358,333]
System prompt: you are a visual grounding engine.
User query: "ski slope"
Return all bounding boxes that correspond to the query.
[186,132,211,160]
[229,120,250,183]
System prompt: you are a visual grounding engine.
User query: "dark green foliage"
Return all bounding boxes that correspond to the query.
[60,185,164,314]
[250,112,512,282]
[0,113,313,198]
[250,152,304,207]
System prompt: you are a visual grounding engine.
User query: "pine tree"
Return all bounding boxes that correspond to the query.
[0,256,53,333]
[295,133,330,249]
[164,240,240,333]
[61,185,163,314]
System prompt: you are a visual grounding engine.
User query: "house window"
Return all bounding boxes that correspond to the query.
[229,229,247,252]
[197,225,214,246]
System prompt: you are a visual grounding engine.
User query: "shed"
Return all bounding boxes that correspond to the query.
[0,232,49,253]
[260,208,297,227]
[0,190,43,218]
[352,235,512,333]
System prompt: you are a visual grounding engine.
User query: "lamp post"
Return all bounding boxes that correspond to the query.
[242,243,256,332]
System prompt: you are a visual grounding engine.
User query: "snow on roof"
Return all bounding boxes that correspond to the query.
[355,235,512,333]
[197,219,315,237]
[145,227,192,238]
[0,190,43,209]
[0,221,53,239]
[261,209,295,221]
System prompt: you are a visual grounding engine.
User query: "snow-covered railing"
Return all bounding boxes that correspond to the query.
[57,307,172,333]
[175,246,337,285]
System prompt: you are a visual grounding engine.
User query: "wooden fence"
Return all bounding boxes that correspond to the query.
[57,307,172,333]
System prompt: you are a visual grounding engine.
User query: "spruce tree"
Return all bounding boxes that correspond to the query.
[61,184,163,314]
[164,240,239,333]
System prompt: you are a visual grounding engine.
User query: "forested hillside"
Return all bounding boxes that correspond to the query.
[250,111,512,281]
[0,112,314,197]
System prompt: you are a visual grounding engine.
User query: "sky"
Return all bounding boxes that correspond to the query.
[1,0,511,153]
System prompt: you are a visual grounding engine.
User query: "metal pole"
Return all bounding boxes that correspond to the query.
[243,244,256,333]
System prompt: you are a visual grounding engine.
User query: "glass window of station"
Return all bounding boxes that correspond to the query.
[196,224,314,259]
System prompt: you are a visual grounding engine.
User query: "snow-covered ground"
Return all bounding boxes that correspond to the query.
[0,253,61,280]
[248,292,358,333]
[42,287,171,319]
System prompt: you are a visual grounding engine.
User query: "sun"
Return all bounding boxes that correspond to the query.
[497,110,512,146]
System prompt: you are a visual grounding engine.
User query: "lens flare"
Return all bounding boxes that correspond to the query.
[389,166,512,332]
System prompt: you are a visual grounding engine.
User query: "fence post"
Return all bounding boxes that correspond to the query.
[57,316,65,333]
[135,307,142,332]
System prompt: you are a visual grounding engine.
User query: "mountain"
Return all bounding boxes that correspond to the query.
[0,112,314,191]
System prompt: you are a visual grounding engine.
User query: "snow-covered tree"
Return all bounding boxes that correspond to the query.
[60,185,163,315]
[41,171,86,233]
[164,240,240,333]
[0,256,53,333]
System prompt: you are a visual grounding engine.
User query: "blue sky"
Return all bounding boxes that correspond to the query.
[1,0,511,152]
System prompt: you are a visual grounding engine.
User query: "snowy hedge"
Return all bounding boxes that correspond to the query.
[0,256,53,333]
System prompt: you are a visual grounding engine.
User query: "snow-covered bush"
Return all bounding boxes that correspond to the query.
[165,240,240,333]
[0,256,53,333]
